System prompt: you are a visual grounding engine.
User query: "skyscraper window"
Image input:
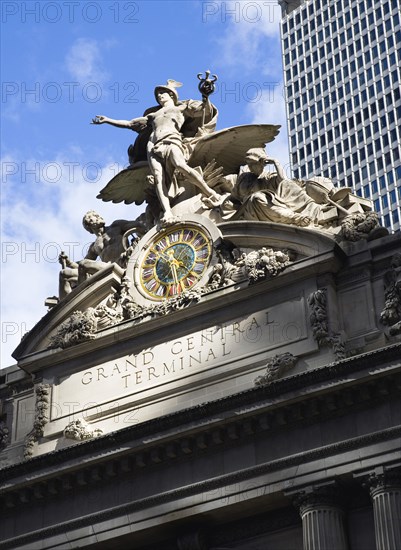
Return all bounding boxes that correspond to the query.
[279,0,401,231]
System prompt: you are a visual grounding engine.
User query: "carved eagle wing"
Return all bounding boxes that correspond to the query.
[188,124,281,175]
[96,124,280,205]
[96,162,150,205]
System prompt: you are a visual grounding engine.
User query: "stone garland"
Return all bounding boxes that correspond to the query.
[63,419,103,441]
[308,289,346,360]
[24,384,51,459]
[339,211,386,242]
[254,352,298,386]
[49,310,98,349]
[0,422,9,449]
[232,247,291,285]
[380,253,401,336]
[48,246,292,350]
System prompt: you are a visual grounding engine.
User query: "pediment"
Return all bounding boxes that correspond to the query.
[13,264,124,360]
[12,221,343,363]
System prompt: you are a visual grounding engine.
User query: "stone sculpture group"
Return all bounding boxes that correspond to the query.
[54,72,387,319]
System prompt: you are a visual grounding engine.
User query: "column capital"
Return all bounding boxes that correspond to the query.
[289,482,349,550]
[290,482,345,516]
[357,468,401,550]
[358,467,401,497]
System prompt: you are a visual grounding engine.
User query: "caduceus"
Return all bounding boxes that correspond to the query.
[197,70,218,127]
[197,70,218,100]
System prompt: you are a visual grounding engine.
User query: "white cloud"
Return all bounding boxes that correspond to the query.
[1,150,144,368]
[246,83,291,176]
[65,38,108,83]
[212,1,282,75]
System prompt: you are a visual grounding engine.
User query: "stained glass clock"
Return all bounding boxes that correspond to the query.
[133,222,218,301]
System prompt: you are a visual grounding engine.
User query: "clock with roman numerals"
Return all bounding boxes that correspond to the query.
[136,222,215,301]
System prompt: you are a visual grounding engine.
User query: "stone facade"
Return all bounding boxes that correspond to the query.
[0,221,400,549]
[2,66,399,549]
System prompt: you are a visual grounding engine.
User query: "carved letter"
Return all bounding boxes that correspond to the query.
[186,336,195,351]
[245,317,262,342]
[171,341,183,355]
[111,364,121,376]
[201,329,213,345]
[121,374,131,388]
[222,343,231,356]
[206,348,216,361]
[148,367,160,380]
[189,352,202,367]
[81,371,93,385]
[163,361,175,375]
[125,357,137,370]
[142,351,154,365]
[97,367,108,380]
[135,371,142,384]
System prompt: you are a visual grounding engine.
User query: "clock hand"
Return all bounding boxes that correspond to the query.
[156,249,174,264]
[160,250,171,262]
[157,248,186,277]
[176,248,190,263]
[165,249,183,268]
[171,263,179,285]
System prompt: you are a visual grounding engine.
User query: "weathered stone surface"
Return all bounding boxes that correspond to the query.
[0,70,399,550]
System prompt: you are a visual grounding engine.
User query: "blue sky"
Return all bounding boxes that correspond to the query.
[1,0,289,367]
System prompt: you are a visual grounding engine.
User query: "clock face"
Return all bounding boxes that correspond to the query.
[139,225,212,300]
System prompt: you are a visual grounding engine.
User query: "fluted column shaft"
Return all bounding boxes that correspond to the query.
[294,486,349,550]
[301,504,348,550]
[368,473,401,550]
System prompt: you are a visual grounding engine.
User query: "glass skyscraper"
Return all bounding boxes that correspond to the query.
[278,0,401,231]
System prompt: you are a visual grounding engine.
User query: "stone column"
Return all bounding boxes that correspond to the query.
[294,486,349,550]
[365,470,401,550]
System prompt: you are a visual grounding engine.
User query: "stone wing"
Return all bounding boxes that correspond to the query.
[96,162,150,205]
[188,124,281,175]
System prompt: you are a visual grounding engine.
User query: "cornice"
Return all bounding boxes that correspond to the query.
[1,343,400,482]
[0,345,399,518]
[0,426,400,550]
